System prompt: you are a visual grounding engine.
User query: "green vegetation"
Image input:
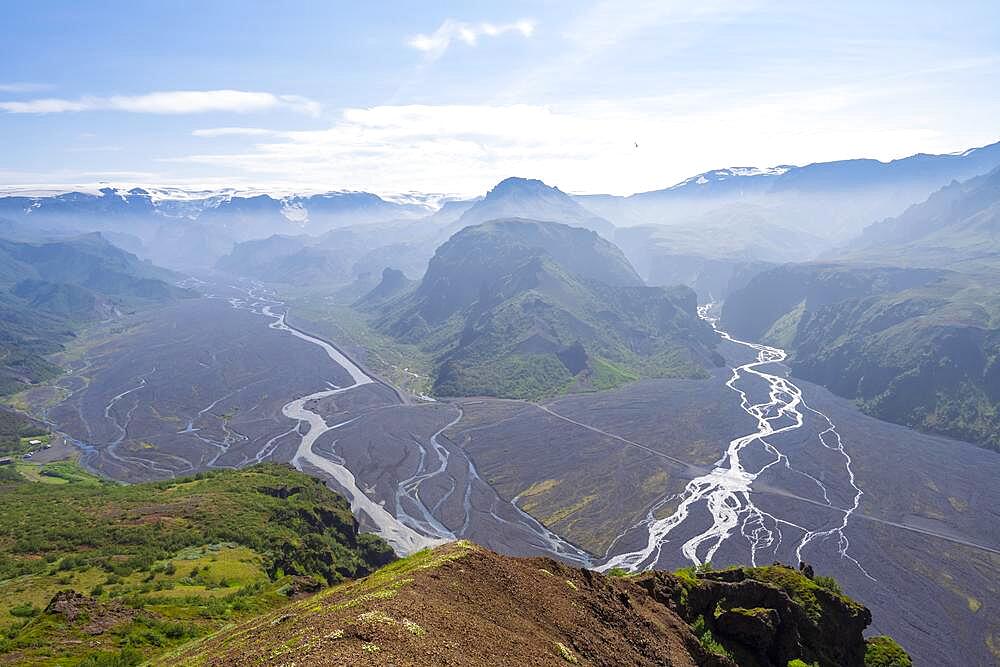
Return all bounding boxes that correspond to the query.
[160,540,476,665]
[724,263,1000,451]
[554,640,579,663]
[0,462,392,665]
[813,574,843,594]
[747,566,860,623]
[0,407,47,456]
[864,636,913,667]
[371,220,717,400]
[284,298,435,397]
[691,614,734,660]
[0,233,193,398]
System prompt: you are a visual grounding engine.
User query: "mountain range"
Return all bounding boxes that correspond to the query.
[720,157,1000,451]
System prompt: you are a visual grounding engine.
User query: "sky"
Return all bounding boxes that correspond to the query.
[1,0,999,197]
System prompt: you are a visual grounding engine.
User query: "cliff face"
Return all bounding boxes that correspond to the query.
[162,542,908,667]
[636,565,878,667]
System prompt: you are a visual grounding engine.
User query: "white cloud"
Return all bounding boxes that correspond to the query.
[407,19,535,59]
[176,89,971,196]
[0,90,320,116]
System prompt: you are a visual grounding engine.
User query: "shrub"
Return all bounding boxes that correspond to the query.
[691,615,733,659]
[8,603,39,618]
[813,575,842,594]
[864,636,912,667]
[78,647,144,667]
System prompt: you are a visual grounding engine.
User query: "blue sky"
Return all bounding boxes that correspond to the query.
[2,0,999,196]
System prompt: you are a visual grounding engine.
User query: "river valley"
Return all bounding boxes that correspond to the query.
[15,283,1000,665]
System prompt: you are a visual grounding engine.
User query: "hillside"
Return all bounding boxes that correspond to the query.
[0,233,194,396]
[372,219,720,398]
[839,165,1000,271]
[164,540,909,667]
[722,263,1000,450]
[0,463,392,666]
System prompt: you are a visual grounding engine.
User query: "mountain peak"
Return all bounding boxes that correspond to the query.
[454,178,614,238]
[486,177,560,198]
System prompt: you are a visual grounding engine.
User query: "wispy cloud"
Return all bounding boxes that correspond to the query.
[407,19,535,59]
[0,90,321,116]
[192,127,283,138]
[0,82,51,93]
[177,89,961,196]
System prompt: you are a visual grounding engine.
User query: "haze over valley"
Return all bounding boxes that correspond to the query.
[2,4,1000,666]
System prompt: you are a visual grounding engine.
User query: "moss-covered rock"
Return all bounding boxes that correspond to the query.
[633,564,899,667]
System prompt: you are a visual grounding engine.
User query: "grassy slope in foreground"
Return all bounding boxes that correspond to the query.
[165,541,910,667]
[0,463,392,666]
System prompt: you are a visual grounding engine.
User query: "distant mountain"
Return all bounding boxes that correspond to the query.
[613,204,827,298]
[215,222,434,285]
[0,233,194,395]
[421,197,480,225]
[11,279,105,320]
[371,219,719,399]
[449,178,615,239]
[0,187,432,271]
[580,141,1000,242]
[838,166,1000,271]
[0,233,187,301]
[722,263,1000,451]
[355,267,414,308]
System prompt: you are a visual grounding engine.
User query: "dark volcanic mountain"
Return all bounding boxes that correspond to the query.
[450,177,616,239]
[372,219,720,398]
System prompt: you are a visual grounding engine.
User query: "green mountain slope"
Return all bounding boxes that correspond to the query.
[372,219,720,399]
[0,463,392,666]
[722,264,1000,450]
[0,233,194,397]
[838,165,1000,271]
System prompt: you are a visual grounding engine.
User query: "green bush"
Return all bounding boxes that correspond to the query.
[813,575,842,594]
[78,647,144,667]
[865,636,912,667]
[691,615,733,659]
[8,603,39,618]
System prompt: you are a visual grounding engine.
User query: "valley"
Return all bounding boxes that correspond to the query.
[13,279,998,666]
